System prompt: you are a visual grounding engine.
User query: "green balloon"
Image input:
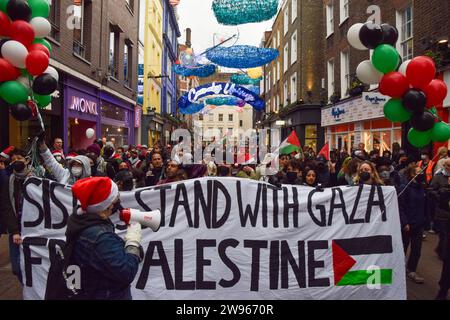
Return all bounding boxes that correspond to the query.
[431,122,450,142]
[33,38,52,52]
[0,81,29,105]
[34,93,51,108]
[408,128,432,148]
[372,44,400,74]
[383,99,412,123]
[0,0,10,13]
[28,0,50,18]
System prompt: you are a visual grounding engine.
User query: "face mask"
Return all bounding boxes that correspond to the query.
[286,171,298,181]
[12,161,26,173]
[71,167,83,178]
[379,171,390,180]
[360,171,371,183]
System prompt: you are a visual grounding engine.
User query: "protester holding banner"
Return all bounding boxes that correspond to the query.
[354,161,384,186]
[1,148,34,284]
[303,169,318,187]
[60,177,144,300]
[145,152,165,186]
[399,164,427,284]
[39,142,91,185]
[282,159,303,185]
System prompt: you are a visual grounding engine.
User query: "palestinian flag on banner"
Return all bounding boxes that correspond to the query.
[333,236,394,286]
[280,131,301,155]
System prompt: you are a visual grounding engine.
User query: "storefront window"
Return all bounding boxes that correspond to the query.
[101,104,126,121]
[381,131,391,153]
[305,125,317,152]
[102,124,128,147]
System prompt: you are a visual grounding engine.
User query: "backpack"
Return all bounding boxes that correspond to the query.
[44,243,82,300]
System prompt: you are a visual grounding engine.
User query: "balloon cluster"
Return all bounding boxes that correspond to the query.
[0,0,58,122]
[348,21,449,148]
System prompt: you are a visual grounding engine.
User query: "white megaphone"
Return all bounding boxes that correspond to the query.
[119,208,161,232]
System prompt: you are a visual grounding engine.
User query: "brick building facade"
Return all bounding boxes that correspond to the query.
[1,0,140,151]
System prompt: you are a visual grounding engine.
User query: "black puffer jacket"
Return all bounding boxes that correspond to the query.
[430,172,450,221]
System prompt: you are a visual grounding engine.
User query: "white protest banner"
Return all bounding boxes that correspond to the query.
[20,177,406,300]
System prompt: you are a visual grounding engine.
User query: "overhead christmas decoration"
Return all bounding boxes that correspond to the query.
[179,103,205,115]
[230,73,262,86]
[348,21,449,148]
[174,63,217,78]
[205,96,244,106]
[206,45,279,69]
[212,0,278,26]
[178,82,265,114]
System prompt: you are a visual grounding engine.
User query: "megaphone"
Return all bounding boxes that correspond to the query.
[119,208,161,232]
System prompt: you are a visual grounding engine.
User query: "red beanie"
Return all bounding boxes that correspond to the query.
[0,146,15,159]
[72,177,119,213]
[87,143,101,157]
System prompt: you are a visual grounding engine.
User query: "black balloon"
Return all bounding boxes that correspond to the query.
[6,0,32,21]
[0,97,8,108]
[381,24,399,46]
[359,22,384,49]
[33,74,58,95]
[410,111,436,132]
[396,53,403,71]
[10,103,32,121]
[403,89,427,114]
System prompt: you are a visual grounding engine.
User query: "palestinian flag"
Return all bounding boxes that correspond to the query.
[333,236,394,286]
[280,131,301,155]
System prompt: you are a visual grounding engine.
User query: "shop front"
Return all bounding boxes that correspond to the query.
[63,76,134,152]
[322,92,401,154]
[100,92,135,148]
[282,104,324,153]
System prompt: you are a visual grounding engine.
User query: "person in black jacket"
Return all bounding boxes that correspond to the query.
[399,164,426,284]
[145,152,165,186]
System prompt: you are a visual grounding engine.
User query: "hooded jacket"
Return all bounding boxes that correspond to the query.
[41,148,91,185]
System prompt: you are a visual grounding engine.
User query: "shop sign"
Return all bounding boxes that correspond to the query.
[362,92,389,107]
[322,93,385,127]
[135,106,142,128]
[69,95,98,115]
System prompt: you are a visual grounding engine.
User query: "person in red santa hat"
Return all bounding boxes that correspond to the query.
[62,177,143,300]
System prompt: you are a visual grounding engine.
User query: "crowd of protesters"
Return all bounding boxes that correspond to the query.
[0,136,449,300]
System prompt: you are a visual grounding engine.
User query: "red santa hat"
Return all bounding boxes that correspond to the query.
[72,177,119,214]
[0,146,15,159]
[66,152,78,161]
[52,149,64,159]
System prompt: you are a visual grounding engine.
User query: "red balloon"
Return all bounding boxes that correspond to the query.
[25,51,49,76]
[10,20,35,47]
[0,58,21,81]
[0,12,11,37]
[406,56,436,90]
[379,72,410,98]
[28,43,50,57]
[424,79,448,107]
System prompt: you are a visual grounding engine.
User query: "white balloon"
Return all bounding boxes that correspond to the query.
[398,59,411,76]
[356,60,384,85]
[44,66,59,82]
[17,75,31,89]
[30,17,52,39]
[347,23,368,51]
[1,40,28,68]
[86,128,96,139]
